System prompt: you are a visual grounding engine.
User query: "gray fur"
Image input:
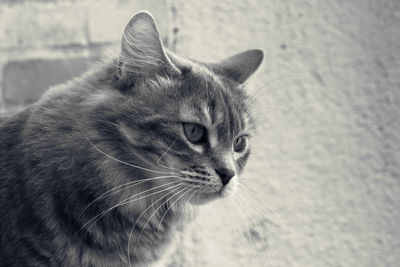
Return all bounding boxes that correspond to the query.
[0,11,262,266]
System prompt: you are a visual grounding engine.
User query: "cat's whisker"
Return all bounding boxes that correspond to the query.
[98,116,179,174]
[238,182,283,222]
[157,187,197,232]
[241,178,268,185]
[134,187,191,248]
[156,137,180,172]
[78,175,180,219]
[83,133,174,175]
[125,144,179,174]
[237,187,302,241]
[232,205,255,260]
[233,194,255,233]
[227,193,268,266]
[127,184,185,267]
[78,183,185,248]
[183,188,197,218]
[79,180,183,232]
[72,115,174,176]
[237,184,279,221]
[220,198,247,252]
[239,183,305,239]
[235,191,274,266]
[235,192,268,249]
[231,197,261,264]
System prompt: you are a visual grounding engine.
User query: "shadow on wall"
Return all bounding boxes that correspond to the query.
[3,58,94,107]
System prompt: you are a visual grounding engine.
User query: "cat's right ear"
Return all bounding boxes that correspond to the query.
[117,11,178,82]
[210,49,264,84]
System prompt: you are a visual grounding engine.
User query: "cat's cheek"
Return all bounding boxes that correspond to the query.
[162,153,181,170]
[219,175,239,198]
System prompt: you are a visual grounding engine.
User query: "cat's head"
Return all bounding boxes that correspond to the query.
[99,11,263,205]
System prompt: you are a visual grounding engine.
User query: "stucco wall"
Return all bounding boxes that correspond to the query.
[1,1,399,266]
[169,1,400,266]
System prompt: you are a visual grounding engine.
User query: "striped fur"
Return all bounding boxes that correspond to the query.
[0,11,262,266]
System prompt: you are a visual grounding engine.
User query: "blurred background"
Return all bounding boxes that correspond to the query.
[1,0,399,266]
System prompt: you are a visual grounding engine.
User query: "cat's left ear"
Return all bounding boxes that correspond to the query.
[117,11,178,81]
[211,49,264,84]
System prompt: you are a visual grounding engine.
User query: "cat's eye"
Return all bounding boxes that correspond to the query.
[183,123,206,143]
[233,136,247,153]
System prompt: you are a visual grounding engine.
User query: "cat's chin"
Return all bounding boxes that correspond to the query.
[190,193,219,205]
[190,187,235,205]
[218,185,236,198]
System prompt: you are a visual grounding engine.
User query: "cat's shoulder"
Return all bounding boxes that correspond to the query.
[0,109,31,143]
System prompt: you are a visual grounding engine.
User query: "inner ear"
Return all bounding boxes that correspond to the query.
[118,11,178,81]
[210,49,264,84]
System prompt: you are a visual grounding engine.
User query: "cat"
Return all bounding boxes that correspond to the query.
[0,10,263,267]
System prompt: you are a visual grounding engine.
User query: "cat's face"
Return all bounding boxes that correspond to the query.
[104,11,262,205]
[163,72,254,202]
[131,69,254,204]
[113,67,255,204]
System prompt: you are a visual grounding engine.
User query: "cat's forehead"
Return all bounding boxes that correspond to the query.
[177,65,253,145]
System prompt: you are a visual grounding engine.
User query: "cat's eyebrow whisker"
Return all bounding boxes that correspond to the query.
[83,134,174,175]
[127,184,185,266]
[79,181,183,233]
[78,175,180,219]
[246,74,299,105]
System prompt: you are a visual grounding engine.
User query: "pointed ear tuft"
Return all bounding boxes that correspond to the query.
[118,11,177,79]
[212,49,264,84]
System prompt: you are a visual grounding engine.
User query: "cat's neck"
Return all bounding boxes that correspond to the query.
[72,192,192,265]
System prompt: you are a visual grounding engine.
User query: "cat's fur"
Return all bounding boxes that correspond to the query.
[0,11,263,266]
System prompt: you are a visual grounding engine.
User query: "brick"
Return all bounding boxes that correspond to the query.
[87,1,169,44]
[2,58,92,106]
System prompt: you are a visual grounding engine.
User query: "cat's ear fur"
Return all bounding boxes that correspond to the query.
[117,11,178,81]
[211,49,264,84]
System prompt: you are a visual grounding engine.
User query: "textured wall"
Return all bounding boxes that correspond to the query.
[169,0,400,266]
[1,1,399,267]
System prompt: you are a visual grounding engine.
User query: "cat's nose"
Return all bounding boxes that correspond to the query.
[215,168,235,185]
